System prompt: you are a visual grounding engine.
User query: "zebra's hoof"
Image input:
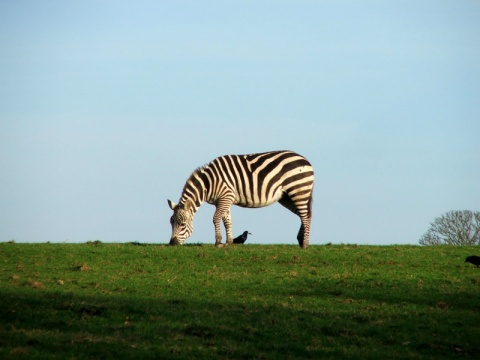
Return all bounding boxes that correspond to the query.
[215,243,224,248]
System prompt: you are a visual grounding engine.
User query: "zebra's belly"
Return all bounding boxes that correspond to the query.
[235,188,284,208]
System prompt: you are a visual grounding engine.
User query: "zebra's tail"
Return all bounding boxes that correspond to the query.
[307,185,313,219]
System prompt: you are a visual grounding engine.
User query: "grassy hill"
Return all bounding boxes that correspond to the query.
[1,242,479,359]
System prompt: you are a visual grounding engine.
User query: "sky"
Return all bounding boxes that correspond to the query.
[1,1,479,246]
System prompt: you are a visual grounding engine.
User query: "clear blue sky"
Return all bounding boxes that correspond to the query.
[1,1,479,245]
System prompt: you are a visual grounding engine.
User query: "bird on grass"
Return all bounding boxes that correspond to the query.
[465,255,480,267]
[233,231,251,244]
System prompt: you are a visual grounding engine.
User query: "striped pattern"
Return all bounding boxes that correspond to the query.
[168,150,314,248]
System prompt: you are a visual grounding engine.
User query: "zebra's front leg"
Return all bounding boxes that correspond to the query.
[213,201,234,247]
[213,211,223,247]
[222,209,234,246]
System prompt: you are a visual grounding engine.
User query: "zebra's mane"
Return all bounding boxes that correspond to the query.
[192,164,206,177]
[182,165,207,190]
[178,165,207,206]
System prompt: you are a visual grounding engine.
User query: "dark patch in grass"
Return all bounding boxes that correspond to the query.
[184,325,215,339]
[129,241,146,246]
[74,263,92,272]
[26,280,44,289]
[78,306,106,317]
[86,240,102,246]
[55,302,107,317]
[167,299,187,305]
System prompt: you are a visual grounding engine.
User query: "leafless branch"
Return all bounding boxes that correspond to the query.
[419,210,480,246]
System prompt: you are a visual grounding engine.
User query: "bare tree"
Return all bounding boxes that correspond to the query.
[419,210,480,245]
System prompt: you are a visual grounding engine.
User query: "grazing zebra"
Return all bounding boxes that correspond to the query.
[168,150,314,248]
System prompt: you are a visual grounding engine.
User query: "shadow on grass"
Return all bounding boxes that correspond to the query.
[1,286,480,360]
[285,275,480,312]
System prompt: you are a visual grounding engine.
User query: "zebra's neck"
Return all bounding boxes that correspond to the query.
[178,167,206,215]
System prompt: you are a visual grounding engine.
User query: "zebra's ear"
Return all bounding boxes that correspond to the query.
[167,199,177,210]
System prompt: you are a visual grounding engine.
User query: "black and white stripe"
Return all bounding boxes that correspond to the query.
[168,150,314,248]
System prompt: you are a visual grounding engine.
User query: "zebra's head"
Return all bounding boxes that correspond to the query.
[168,199,194,245]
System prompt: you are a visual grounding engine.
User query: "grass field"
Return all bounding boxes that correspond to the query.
[1,242,479,359]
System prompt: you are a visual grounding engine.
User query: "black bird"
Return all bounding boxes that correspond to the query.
[233,231,251,244]
[465,255,480,267]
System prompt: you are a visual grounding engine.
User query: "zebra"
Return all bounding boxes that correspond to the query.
[168,150,314,248]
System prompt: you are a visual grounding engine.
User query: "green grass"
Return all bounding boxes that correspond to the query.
[1,242,479,359]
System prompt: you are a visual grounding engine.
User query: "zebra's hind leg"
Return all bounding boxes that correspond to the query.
[298,215,311,249]
[279,195,310,248]
[297,223,305,248]
[278,194,305,248]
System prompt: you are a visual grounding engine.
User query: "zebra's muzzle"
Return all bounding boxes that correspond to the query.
[169,237,181,246]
